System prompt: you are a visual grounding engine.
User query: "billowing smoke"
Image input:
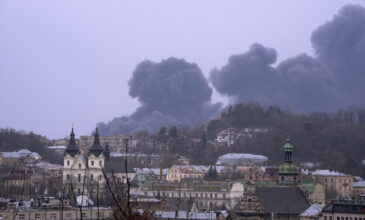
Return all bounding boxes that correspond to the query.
[99,4,365,134]
[98,57,221,135]
[311,4,365,105]
[277,54,338,112]
[210,4,365,112]
[210,43,285,106]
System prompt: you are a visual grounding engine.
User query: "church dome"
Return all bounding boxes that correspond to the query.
[279,163,299,174]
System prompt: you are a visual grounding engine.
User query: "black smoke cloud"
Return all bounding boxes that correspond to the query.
[210,43,284,105]
[277,54,338,112]
[210,4,365,112]
[99,4,365,135]
[311,4,365,104]
[98,57,221,135]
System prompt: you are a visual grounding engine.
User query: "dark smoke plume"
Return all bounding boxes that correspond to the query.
[210,4,365,112]
[98,57,221,135]
[277,54,339,112]
[99,4,365,135]
[311,4,365,105]
[210,43,285,105]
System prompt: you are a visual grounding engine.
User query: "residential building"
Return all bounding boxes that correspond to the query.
[0,196,114,220]
[0,149,41,165]
[320,199,365,220]
[47,145,66,156]
[311,170,353,197]
[79,134,138,153]
[167,165,208,182]
[140,180,244,210]
[352,181,365,197]
[110,149,160,167]
[214,127,268,149]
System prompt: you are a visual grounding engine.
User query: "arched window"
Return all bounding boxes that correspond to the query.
[67,160,70,166]
[91,161,94,166]
[79,163,81,169]
[99,175,102,181]
[90,174,94,181]
[99,161,102,166]
[78,174,81,183]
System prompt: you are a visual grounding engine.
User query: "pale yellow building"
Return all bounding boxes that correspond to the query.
[167,165,208,181]
[311,170,353,197]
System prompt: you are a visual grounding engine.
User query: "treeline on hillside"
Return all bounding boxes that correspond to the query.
[206,103,365,177]
[0,129,62,164]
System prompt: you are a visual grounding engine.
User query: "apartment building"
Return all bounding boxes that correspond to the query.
[311,170,353,197]
[140,180,244,210]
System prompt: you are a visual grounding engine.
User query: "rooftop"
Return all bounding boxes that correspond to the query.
[299,203,322,217]
[353,181,365,188]
[311,169,349,177]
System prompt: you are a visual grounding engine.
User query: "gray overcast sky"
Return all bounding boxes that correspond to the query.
[1,0,364,139]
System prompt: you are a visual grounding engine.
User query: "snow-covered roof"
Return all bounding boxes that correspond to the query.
[1,149,41,159]
[135,168,168,176]
[353,181,365,188]
[154,211,218,219]
[311,169,349,177]
[219,153,267,160]
[216,153,268,165]
[299,203,322,217]
[110,152,159,158]
[47,145,67,149]
[34,162,63,170]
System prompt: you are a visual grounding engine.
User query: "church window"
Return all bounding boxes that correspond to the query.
[79,163,81,169]
[78,174,81,183]
[91,161,94,166]
[90,175,94,181]
[99,161,102,166]
[67,160,70,166]
[99,175,102,181]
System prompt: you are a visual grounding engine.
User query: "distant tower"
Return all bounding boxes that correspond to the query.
[278,137,299,185]
[87,127,105,185]
[63,127,87,195]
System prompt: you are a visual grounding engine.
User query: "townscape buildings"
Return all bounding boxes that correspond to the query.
[0,127,365,220]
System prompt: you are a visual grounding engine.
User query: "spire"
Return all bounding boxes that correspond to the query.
[88,127,103,157]
[65,127,80,157]
[278,136,299,185]
[93,127,101,146]
[69,127,76,147]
